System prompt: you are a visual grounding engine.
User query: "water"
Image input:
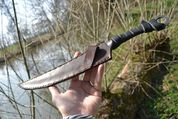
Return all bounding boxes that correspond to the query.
[0,40,71,119]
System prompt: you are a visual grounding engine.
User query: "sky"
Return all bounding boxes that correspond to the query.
[0,0,53,37]
[0,11,8,34]
[0,0,36,44]
[0,0,23,35]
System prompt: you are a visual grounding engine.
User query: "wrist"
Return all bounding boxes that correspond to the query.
[63,114,95,119]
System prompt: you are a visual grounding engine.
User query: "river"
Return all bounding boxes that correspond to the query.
[0,39,71,119]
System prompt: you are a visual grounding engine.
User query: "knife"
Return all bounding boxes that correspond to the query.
[18,15,169,90]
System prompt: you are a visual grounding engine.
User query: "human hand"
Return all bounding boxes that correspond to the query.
[48,52,104,117]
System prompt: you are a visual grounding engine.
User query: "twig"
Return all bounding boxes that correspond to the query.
[142,80,164,98]
[140,84,157,103]
[33,92,58,110]
[11,0,35,118]
[5,54,23,118]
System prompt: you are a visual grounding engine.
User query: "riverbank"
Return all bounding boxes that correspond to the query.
[0,33,56,63]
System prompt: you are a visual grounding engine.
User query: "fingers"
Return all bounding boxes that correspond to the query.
[94,64,104,91]
[83,66,98,82]
[84,64,104,91]
[48,86,61,107]
[48,85,61,96]
[72,52,81,81]
[90,66,99,84]
[73,51,81,58]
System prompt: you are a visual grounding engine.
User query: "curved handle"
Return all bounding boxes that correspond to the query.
[107,15,169,50]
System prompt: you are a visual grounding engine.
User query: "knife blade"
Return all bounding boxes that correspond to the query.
[18,15,169,90]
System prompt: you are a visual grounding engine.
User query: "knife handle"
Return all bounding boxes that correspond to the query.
[106,15,169,50]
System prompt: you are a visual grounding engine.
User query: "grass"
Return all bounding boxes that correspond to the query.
[125,0,178,15]
[0,32,55,62]
[155,62,178,118]
[136,31,178,119]
[0,43,20,59]
[137,61,178,119]
[147,0,178,10]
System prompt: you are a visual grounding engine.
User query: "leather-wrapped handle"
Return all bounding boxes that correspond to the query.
[106,15,169,50]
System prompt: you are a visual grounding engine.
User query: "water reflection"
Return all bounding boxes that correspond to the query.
[0,40,70,119]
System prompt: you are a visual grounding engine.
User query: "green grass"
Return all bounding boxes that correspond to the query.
[125,0,178,15]
[154,63,178,118]
[0,32,49,60]
[0,43,20,57]
[137,63,178,118]
[147,0,178,10]
[136,35,178,119]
